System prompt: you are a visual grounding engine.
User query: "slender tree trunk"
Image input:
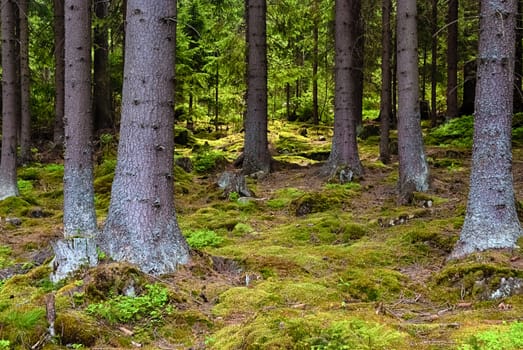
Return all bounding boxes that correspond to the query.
[430,0,438,127]
[312,0,319,125]
[0,0,19,200]
[242,0,271,175]
[99,0,190,275]
[53,0,65,146]
[18,0,31,164]
[93,0,113,132]
[450,0,522,259]
[354,5,364,128]
[379,0,392,164]
[446,0,459,119]
[323,0,363,178]
[51,0,98,282]
[396,0,429,204]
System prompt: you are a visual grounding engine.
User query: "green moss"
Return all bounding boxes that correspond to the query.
[337,268,406,301]
[213,286,282,318]
[0,196,32,217]
[427,115,473,147]
[54,311,101,346]
[232,223,254,236]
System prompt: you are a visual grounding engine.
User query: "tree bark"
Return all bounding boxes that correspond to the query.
[396,0,429,204]
[446,0,459,120]
[312,0,319,125]
[18,0,31,164]
[93,0,113,132]
[242,0,271,175]
[430,0,438,127]
[450,0,522,259]
[379,0,392,164]
[0,0,20,200]
[323,0,363,178]
[99,0,190,275]
[53,0,65,146]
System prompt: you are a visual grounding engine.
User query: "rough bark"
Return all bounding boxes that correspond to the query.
[242,0,271,175]
[98,0,190,275]
[514,0,523,112]
[322,0,363,178]
[446,0,459,120]
[312,0,319,125]
[379,0,392,164]
[93,0,113,132]
[396,0,429,204]
[18,0,31,164]
[0,0,20,200]
[450,0,522,259]
[430,0,438,127]
[51,0,98,282]
[53,0,65,146]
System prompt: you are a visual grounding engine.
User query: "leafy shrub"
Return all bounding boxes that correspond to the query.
[193,150,227,173]
[185,229,224,249]
[459,322,523,350]
[86,283,171,324]
[427,115,473,147]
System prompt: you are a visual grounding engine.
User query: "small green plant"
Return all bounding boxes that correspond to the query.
[228,191,240,202]
[86,283,171,325]
[96,248,107,260]
[459,322,523,350]
[0,340,10,349]
[185,229,224,249]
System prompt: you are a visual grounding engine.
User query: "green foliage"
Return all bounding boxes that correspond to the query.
[309,319,404,350]
[0,340,9,349]
[185,229,224,249]
[0,246,13,269]
[427,115,473,147]
[193,149,227,173]
[86,283,171,325]
[459,322,523,350]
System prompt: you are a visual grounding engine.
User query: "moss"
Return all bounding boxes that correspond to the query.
[213,286,282,318]
[83,263,146,302]
[0,196,32,217]
[337,268,406,302]
[54,310,101,346]
[289,192,346,216]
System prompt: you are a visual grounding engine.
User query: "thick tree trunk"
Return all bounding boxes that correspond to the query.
[450,0,522,259]
[99,0,190,275]
[446,0,459,120]
[514,0,523,112]
[93,0,113,132]
[18,0,31,164]
[53,0,65,146]
[243,0,271,175]
[323,0,363,178]
[379,0,392,164]
[312,0,319,125]
[0,0,20,200]
[396,0,429,204]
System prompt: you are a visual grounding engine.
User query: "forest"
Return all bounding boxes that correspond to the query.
[0,0,522,349]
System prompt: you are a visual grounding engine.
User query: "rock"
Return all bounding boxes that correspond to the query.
[5,217,21,226]
[175,157,193,173]
[490,277,523,300]
[217,171,252,198]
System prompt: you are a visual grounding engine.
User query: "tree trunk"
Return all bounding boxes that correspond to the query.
[0,0,20,200]
[446,0,459,120]
[353,4,364,128]
[396,0,429,204]
[53,0,65,146]
[242,0,271,175]
[99,0,190,275]
[51,0,98,282]
[430,0,438,127]
[312,0,319,125]
[322,0,363,178]
[449,0,522,259]
[18,0,31,164]
[514,0,523,112]
[379,0,392,164]
[93,0,113,132]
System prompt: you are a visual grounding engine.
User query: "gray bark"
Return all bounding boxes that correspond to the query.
[242,0,271,175]
[0,0,20,200]
[53,0,65,146]
[323,0,363,177]
[446,0,459,120]
[52,0,98,282]
[19,0,31,163]
[396,0,429,204]
[379,0,392,164]
[450,0,522,259]
[98,0,190,275]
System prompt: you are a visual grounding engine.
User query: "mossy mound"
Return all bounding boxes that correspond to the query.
[290,191,346,216]
[54,310,101,346]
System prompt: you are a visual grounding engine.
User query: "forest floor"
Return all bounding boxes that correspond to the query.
[1,118,523,349]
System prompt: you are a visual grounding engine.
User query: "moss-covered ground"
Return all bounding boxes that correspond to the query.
[1,117,523,349]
